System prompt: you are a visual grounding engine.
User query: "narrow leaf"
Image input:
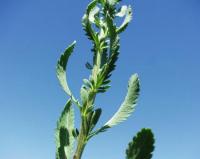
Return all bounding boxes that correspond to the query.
[91,108,102,129]
[86,0,98,15]
[55,99,75,159]
[116,5,128,17]
[56,41,76,96]
[105,74,139,127]
[89,6,100,23]
[89,74,140,138]
[85,62,93,70]
[117,5,132,34]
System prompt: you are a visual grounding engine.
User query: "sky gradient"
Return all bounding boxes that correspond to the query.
[0,0,200,159]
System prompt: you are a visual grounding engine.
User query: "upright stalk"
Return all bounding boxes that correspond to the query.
[73,121,87,159]
[54,1,151,159]
[73,91,96,159]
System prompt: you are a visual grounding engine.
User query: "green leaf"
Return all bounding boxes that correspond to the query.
[100,41,108,68]
[89,74,140,138]
[55,99,75,159]
[56,41,81,108]
[82,0,103,71]
[88,6,100,24]
[90,108,102,130]
[86,108,102,138]
[103,1,116,19]
[86,0,98,15]
[94,13,119,92]
[56,41,76,97]
[104,74,139,127]
[116,5,132,34]
[116,5,128,17]
[97,85,111,93]
[72,128,79,138]
[80,86,89,106]
[82,0,99,43]
[83,79,93,89]
[126,128,155,159]
[101,36,119,81]
[85,62,93,70]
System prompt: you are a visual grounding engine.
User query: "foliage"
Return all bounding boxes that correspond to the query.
[55,0,155,159]
[126,128,155,159]
[55,99,75,159]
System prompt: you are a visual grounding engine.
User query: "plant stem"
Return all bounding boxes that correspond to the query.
[73,90,97,159]
[74,47,101,159]
[73,121,87,159]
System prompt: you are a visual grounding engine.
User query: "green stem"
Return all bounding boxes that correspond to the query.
[74,30,102,159]
[73,93,96,159]
[73,121,87,159]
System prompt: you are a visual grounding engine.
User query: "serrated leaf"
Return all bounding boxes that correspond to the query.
[89,6,100,23]
[86,0,98,15]
[116,5,128,17]
[105,74,139,127]
[89,74,140,138]
[117,5,132,34]
[82,6,100,66]
[126,128,155,159]
[56,41,76,96]
[55,99,75,159]
[93,13,119,93]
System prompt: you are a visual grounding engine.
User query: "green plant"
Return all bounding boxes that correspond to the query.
[55,0,155,159]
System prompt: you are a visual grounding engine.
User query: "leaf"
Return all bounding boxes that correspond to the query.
[97,85,111,93]
[86,108,102,138]
[116,5,132,34]
[116,5,128,17]
[90,108,102,130]
[105,74,139,127]
[85,62,93,70]
[100,41,108,68]
[103,1,116,19]
[126,128,155,159]
[55,99,75,159]
[82,0,98,43]
[82,0,103,70]
[80,86,89,106]
[72,128,79,138]
[83,79,93,89]
[86,0,98,15]
[102,36,119,81]
[56,41,76,97]
[88,6,100,24]
[94,13,119,92]
[89,74,140,138]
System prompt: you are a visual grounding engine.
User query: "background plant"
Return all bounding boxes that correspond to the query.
[55,0,155,159]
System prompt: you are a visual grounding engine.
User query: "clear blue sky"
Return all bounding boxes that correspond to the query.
[0,0,199,159]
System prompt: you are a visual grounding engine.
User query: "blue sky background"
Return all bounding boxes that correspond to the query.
[0,0,200,159]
